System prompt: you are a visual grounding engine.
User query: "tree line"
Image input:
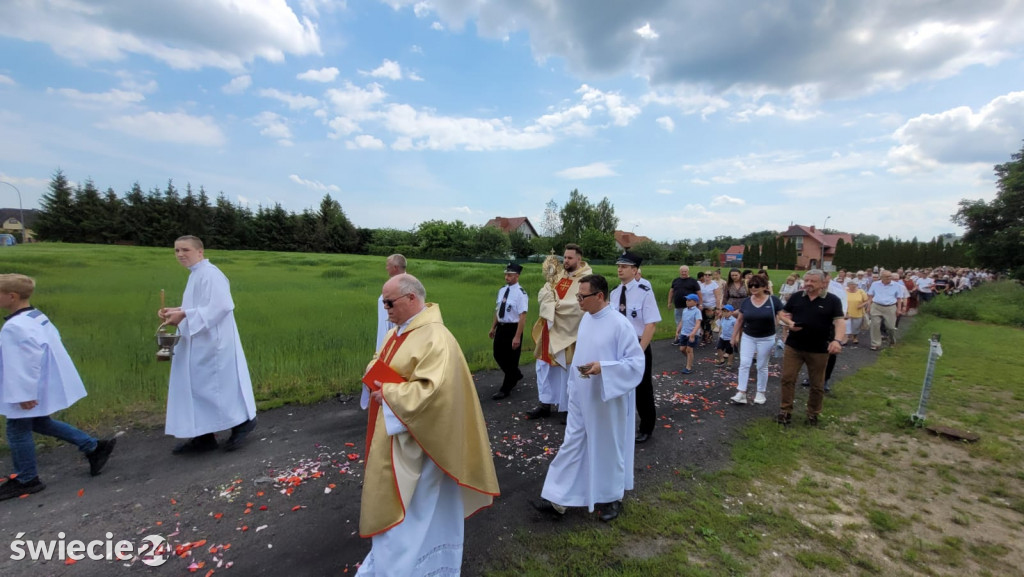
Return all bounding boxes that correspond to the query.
[32,171,618,260]
[954,141,1024,280]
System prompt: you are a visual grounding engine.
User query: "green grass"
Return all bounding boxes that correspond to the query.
[2,244,702,427]
[483,280,1024,576]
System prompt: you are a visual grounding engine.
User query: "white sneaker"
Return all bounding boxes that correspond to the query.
[730,392,747,405]
[754,392,767,405]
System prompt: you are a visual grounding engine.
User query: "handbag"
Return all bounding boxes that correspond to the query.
[769,296,785,359]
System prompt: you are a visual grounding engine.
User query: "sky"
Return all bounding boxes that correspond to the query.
[1,0,1023,244]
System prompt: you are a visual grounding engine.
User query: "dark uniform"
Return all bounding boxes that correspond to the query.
[609,252,662,443]
[491,263,529,399]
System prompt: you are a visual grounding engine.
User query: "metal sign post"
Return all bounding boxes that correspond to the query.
[911,333,942,426]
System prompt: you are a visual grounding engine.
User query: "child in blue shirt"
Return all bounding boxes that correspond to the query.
[677,294,702,374]
[715,305,737,368]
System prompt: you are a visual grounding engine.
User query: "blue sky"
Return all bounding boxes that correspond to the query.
[1,0,1022,243]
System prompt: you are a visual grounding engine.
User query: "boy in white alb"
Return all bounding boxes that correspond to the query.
[0,274,116,501]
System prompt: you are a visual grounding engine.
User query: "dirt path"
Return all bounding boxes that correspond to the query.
[0,338,881,576]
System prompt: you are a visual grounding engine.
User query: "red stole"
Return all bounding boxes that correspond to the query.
[362,329,413,458]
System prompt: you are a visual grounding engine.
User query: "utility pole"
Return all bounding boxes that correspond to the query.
[0,181,28,244]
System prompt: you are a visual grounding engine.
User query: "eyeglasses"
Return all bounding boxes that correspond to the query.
[382,293,412,309]
[576,292,599,302]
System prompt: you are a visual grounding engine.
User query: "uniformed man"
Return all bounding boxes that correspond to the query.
[490,262,529,400]
[609,252,662,444]
[634,266,652,290]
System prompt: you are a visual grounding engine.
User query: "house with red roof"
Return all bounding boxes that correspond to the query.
[779,225,853,270]
[613,230,652,252]
[721,245,745,265]
[484,216,539,239]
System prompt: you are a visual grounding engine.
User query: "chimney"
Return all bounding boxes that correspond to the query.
[810,225,816,232]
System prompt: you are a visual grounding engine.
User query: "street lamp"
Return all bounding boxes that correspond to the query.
[0,180,28,244]
[820,215,831,271]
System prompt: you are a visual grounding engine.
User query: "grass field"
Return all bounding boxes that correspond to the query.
[2,244,736,427]
[484,281,1024,576]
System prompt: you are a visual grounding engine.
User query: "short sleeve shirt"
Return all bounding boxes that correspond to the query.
[671,277,701,308]
[609,279,661,337]
[495,282,528,322]
[680,306,702,337]
[739,296,784,338]
[782,291,844,353]
[866,281,902,306]
[698,280,720,308]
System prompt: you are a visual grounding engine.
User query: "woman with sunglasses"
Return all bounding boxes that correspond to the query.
[729,276,784,405]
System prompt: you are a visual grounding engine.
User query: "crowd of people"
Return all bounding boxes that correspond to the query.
[0,238,994,575]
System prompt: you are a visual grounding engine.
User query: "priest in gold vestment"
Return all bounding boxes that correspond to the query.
[528,243,593,419]
[357,274,499,577]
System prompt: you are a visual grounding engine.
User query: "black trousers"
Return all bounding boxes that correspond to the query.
[493,323,524,393]
[636,344,656,435]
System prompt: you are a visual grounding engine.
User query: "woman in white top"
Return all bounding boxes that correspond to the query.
[778,273,802,304]
[697,271,722,345]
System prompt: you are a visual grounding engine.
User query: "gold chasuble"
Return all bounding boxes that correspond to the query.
[360,303,500,537]
[531,263,593,367]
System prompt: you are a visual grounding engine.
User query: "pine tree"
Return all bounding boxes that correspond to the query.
[35,169,80,242]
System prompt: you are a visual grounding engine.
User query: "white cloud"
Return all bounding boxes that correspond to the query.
[113,71,158,94]
[635,23,658,40]
[325,81,388,118]
[0,0,322,72]
[99,111,226,146]
[888,91,1024,173]
[381,103,555,151]
[327,116,361,138]
[252,111,293,144]
[656,188,673,195]
[222,75,252,94]
[431,21,444,31]
[656,116,674,132]
[299,0,346,18]
[683,150,879,184]
[555,162,617,179]
[297,67,340,82]
[644,87,731,119]
[361,59,404,80]
[346,134,385,149]
[710,195,746,206]
[46,87,145,108]
[577,84,640,126]
[289,174,341,192]
[0,74,15,86]
[535,105,591,130]
[449,205,472,214]
[258,88,320,110]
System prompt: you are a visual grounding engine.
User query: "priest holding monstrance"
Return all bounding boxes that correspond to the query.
[358,273,499,576]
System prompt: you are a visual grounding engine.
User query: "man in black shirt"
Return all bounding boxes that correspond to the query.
[776,269,845,426]
[667,266,701,345]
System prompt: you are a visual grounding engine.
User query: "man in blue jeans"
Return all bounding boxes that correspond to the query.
[0,274,116,501]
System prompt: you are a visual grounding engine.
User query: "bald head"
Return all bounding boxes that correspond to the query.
[382,274,426,325]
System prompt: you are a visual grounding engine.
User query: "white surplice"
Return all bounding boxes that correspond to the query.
[166,259,256,438]
[0,309,87,418]
[375,295,395,352]
[540,305,645,511]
